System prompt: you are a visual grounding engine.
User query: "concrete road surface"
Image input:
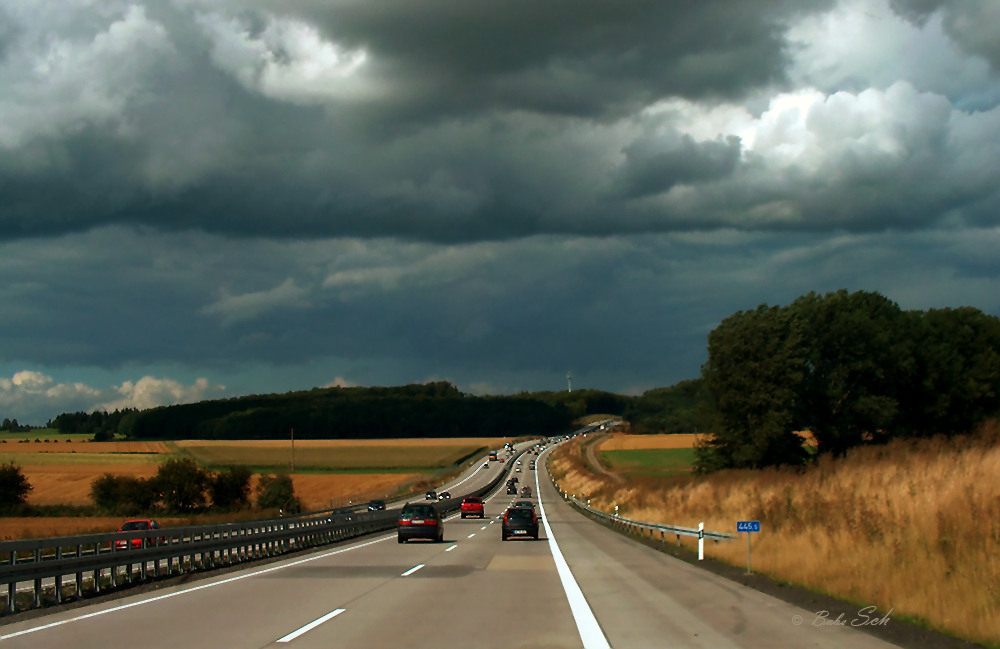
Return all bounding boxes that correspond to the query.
[0,442,904,649]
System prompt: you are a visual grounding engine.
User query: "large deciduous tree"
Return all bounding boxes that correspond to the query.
[698,304,810,470]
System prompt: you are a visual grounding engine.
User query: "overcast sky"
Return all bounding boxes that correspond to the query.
[2,0,999,425]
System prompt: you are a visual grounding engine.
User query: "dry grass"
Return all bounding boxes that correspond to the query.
[549,422,1000,647]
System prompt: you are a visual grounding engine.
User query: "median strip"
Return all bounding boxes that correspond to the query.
[276,608,345,643]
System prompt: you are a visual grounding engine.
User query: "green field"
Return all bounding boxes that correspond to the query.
[0,430,91,442]
[178,443,487,473]
[599,448,696,475]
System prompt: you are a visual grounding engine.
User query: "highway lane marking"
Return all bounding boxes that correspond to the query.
[535,458,613,649]
[480,526,487,530]
[401,564,424,577]
[276,608,345,643]
[445,544,458,552]
[0,533,395,641]
[467,533,476,538]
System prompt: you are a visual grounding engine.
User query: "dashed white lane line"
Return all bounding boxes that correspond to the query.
[401,564,424,577]
[536,459,612,649]
[445,544,458,552]
[276,608,345,643]
[0,534,394,641]
[467,533,476,538]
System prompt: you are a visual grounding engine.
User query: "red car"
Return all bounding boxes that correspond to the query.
[460,496,485,519]
[115,519,161,550]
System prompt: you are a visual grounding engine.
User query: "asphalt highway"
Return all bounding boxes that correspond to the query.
[0,442,903,649]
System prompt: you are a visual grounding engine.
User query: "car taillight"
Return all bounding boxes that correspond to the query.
[422,519,438,525]
[399,518,410,524]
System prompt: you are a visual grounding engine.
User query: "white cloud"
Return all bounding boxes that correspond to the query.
[0,4,173,149]
[96,376,225,412]
[196,11,379,105]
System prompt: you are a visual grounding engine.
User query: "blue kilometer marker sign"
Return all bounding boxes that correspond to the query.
[737,520,761,533]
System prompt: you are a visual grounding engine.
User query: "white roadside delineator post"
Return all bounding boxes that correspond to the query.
[698,522,704,560]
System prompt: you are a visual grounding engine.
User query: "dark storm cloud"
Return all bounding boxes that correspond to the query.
[0,0,846,243]
[614,132,742,199]
[294,0,833,120]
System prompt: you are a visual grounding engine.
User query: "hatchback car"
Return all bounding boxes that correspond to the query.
[367,499,386,511]
[398,503,444,543]
[501,507,539,541]
[521,486,532,497]
[506,484,518,495]
[115,519,161,550]
[460,496,485,519]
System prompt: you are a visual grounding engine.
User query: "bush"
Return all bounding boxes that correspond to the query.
[209,466,253,510]
[256,474,301,514]
[90,473,160,514]
[0,462,33,510]
[156,457,210,513]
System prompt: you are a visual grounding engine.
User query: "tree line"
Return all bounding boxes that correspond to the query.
[696,290,1000,471]
[50,383,625,441]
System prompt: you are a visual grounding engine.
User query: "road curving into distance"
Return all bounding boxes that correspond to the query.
[1,438,905,649]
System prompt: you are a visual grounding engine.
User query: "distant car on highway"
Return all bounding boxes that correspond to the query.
[115,519,161,550]
[501,507,539,541]
[438,491,451,500]
[520,486,532,497]
[367,499,386,511]
[425,490,437,500]
[397,503,444,544]
[507,484,518,495]
[460,496,485,519]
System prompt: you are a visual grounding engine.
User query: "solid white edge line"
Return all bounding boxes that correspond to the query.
[401,564,424,577]
[276,608,345,643]
[536,453,613,649]
[0,533,395,641]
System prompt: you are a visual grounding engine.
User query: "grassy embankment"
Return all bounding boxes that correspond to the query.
[549,426,1000,648]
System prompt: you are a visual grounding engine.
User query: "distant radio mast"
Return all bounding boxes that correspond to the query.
[567,371,572,393]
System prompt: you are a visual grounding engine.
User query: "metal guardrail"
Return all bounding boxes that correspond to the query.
[562,493,735,544]
[0,447,529,617]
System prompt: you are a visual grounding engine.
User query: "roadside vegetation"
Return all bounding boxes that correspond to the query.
[549,426,1000,647]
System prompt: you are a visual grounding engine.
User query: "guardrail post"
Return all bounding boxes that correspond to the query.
[76,544,84,598]
[6,551,15,614]
[33,548,42,608]
[55,547,63,603]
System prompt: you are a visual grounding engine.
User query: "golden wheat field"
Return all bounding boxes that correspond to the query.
[549,424,1000,646]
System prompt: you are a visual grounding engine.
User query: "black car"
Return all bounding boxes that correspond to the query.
[502,507,539,541]
[398,503,444,544]
[425,490,437,500]
[507,484,518,495]
[438,491,451,500]
[367,499,386,511]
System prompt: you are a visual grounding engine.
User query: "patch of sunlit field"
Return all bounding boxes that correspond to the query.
[283,473,421,511]
[19,463,163,506]
[550,423,1000,647]
[175,439,489,471]
[598,433,701,450]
